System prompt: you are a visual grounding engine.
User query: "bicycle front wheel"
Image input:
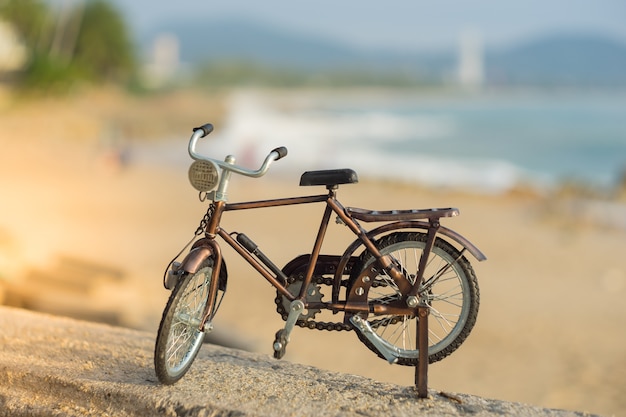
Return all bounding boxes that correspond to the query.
[154,259,216,384]
[349,232,479,365]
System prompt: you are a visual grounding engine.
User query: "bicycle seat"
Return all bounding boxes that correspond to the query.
[299,169,359,187]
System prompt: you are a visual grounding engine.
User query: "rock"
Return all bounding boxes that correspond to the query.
[0,306,600,417]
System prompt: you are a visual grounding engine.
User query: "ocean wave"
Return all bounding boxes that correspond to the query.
[164,89,625,193]
[196,90,521,192]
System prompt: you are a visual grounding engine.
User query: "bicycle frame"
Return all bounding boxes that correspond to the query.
[182,186,485,333]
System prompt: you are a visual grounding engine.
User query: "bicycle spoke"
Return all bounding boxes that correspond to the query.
[167,328,190,363]
[430,286,463,301]
[376,315,415,350]
[429,305,457,331]
[378,272,400,293]
[401,317,415,350]
[428,326,444,344]
[422,249,466,291]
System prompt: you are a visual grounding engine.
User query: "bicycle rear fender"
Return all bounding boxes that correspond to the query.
[181,238,228,291]
[368,221,486,261]
[331,220,486,304]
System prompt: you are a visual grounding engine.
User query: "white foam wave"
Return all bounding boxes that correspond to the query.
[194,90,526,192]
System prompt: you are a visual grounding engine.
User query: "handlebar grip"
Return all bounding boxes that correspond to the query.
[272,146,288,160]
[193,123,214,138]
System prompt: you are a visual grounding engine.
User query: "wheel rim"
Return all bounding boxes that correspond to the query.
[365,240,470,358]
[165,266,211,375]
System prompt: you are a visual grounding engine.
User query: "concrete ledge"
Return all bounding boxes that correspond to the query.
[0,307,597,417]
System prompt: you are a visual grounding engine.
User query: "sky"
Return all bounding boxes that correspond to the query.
[97,0,626,52]
[44,0,626,52]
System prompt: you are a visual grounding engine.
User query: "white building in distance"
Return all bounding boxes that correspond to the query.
[458,29,484,90]
[143,32,180,88]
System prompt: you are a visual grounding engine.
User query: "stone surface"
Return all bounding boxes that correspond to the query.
[0,307,600,417]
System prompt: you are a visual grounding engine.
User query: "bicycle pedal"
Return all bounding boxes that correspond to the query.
[273,329,287,359]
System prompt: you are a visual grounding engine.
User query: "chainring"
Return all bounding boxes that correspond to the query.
[275,274,354,332]
[279,279,323,321]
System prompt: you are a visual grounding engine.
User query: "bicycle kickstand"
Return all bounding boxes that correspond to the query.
[273,299,305,359]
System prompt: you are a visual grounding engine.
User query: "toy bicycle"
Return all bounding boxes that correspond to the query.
[154,123,486,386]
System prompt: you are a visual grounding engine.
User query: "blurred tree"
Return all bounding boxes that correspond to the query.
[0,0,50,51]
[72,0,136,83]
[0,0,136,92]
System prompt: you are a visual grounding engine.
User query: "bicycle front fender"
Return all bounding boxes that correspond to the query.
[181,238,228,292]
[182,245,213,274]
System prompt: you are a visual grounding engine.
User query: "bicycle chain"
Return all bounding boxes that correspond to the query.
[274,274,403,332]
[274,275,353,332]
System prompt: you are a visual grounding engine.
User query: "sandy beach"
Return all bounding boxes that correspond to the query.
[0,88,624,416]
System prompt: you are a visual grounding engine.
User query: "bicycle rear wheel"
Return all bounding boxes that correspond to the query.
[154,259,216,384]
[349,232,479,365]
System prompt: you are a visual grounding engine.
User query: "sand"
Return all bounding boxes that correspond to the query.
[0,88,624,416]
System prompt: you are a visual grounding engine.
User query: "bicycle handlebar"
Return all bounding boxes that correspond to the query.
[189,123,288,178]
[193,123,214,138]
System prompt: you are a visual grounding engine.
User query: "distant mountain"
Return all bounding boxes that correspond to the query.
[486,33,626,87]
[140,18,626,87]
[141,18,369,68]
[140,18,452,79]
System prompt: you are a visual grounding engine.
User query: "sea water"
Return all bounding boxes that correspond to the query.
[144,89,626,194]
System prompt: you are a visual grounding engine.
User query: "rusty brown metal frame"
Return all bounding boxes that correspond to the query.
[212,191,381,308]
[221,193,330,302]
[196,190,447,323]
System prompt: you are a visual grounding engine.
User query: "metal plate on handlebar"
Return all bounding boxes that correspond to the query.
[189,160,220,192]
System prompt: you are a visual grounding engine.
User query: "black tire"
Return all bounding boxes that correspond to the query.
[154,259,216,384]
[349,232,479,365]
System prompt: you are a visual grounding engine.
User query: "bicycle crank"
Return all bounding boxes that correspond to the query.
[273,299,304,359]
